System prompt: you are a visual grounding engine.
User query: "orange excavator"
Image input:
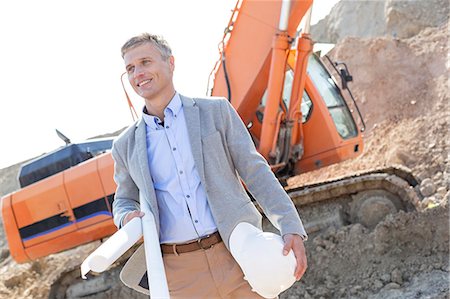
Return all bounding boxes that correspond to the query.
[1,0,422,297]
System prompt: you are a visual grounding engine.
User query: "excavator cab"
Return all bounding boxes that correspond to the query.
[292,53,363,173]
[249,52,363,175]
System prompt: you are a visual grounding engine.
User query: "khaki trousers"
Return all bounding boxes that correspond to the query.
[162,241,269,299]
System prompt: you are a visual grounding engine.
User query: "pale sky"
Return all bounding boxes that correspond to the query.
[0,0,338,169]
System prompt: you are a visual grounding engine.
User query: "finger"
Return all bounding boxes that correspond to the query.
[131,210,145,217]
[283,238,293,256]
[294,254,307,280]
[296,267,306,281]
[292,241,307,280]
[124,211,144,225]
[294,259,306,280]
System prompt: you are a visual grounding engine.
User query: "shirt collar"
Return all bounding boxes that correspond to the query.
[142,92,182,130]
[166,92,182,117]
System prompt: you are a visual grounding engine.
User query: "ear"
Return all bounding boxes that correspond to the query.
[168,56,175,72]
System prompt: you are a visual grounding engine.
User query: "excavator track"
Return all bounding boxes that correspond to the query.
[283,165,423,235]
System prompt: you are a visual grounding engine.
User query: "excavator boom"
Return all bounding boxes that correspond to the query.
[211,0,312,123]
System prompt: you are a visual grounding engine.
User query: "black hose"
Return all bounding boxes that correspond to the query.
[222,51,232,102]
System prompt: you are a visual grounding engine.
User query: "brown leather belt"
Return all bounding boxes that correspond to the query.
[161,232,222,255]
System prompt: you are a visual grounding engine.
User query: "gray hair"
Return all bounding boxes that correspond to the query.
[121,33,172,59]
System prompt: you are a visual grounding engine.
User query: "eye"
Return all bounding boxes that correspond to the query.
[142,59,151,65]
[126,65,135,74]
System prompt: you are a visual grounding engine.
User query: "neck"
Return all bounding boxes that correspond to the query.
[144,89,176,120]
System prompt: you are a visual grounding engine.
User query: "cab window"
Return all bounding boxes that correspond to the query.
[307,55,358,139]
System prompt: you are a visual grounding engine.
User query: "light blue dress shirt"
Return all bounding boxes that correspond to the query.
[142,93,218,244]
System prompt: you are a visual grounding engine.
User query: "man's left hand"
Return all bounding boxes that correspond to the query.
[282,234,307,281]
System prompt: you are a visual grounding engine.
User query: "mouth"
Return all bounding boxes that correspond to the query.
[137,79,152,87]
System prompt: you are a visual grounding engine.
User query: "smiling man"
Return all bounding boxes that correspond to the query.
[112,33,308,298]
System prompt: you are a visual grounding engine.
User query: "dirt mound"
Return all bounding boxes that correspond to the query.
[330,25,448,131]
[283,201,449,299]
[289,24,450,195]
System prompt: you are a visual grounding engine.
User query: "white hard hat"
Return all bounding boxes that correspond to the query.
[229,222,297,298]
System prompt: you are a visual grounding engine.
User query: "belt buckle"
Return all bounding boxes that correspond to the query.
[197,234,213,250]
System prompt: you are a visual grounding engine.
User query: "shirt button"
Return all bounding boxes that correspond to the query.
[179,170,183,174]
[173,147,176,151]
[194,220,198,223]
[166,126,169,129]
[186,195,190,198]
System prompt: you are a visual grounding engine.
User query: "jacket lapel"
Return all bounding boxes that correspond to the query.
[181,95,206,184]
[134,119,159,217]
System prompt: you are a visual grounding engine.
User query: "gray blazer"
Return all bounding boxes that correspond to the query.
[111,95,306,292]
[112,96,306,294]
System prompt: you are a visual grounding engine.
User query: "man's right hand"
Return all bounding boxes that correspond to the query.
[123,210,145,226]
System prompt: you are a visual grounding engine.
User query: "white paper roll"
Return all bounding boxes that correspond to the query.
[140,197,170,299]
[81,217,142,279]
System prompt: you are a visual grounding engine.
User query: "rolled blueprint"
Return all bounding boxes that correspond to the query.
[140,197,170,298]
[81,217,142,279]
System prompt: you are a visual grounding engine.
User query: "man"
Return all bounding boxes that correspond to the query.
[112,33,307,298]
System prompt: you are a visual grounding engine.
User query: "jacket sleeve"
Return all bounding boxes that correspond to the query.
[111,142,140,229]
[219,99,307,239]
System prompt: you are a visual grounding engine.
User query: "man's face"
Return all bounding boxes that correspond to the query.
[124,43,175,101]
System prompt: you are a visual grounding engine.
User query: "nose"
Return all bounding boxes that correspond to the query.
[131,65,145,81]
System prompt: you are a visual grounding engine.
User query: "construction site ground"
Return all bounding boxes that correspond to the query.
[0,9,449,299]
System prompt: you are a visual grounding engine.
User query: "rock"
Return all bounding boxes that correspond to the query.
[350,285,362,294]
[380,273,391,283]
[372,279,384,291]
[416,171,429,181]
[325,281,335,289]
[437,186,447,196]
[337,288,346,296]
[434,172,443,181]
[395,150,413,164]
[420,178,433,186]
[440,191,450,204]
[421,196,437,208]
[349,223,365,235]
[391,268,403,285]
[304,292,313,299]
[384,282,401,290]
[4,276,21,289]
[0,248,9,261]
[314,286,329,297]
[420,178,437,197]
